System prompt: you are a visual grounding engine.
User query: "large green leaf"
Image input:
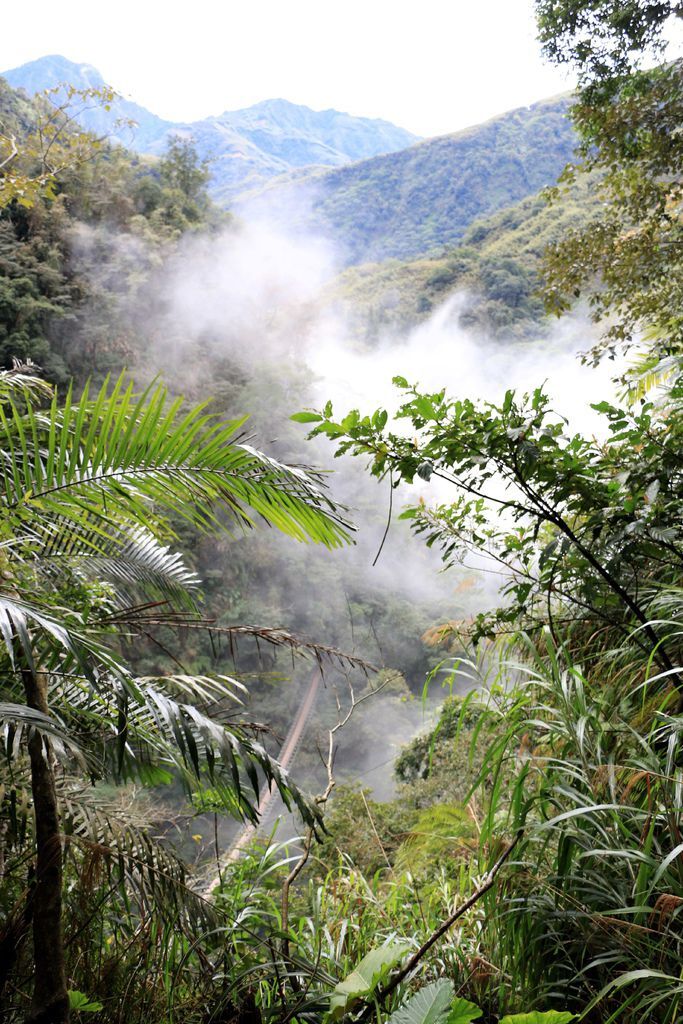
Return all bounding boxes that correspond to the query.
[387,982,482,1024]
[0,375,352,552]
[387,981,454,1024]
[328,940,411,1020]
[448,998,484,1024]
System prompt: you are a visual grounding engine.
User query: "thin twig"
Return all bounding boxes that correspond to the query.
[373,468,394,566]
[280,671,398,971]
[360,789,393,873]
[0,134,18,172]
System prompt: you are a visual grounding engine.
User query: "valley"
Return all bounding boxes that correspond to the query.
[1,14,681,1022]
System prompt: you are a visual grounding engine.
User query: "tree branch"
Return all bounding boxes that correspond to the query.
[359,830,523,1019]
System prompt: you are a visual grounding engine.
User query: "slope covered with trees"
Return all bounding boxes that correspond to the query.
[240,95,577,264]
[329,171,597,341]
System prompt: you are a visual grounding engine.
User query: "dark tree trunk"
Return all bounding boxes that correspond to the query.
[22,670,69,1024]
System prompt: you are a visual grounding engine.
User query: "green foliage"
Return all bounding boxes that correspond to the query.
[535,0,679,80]
[299,370,683,688]
[328,940,412,1019]
[0,213,73,383]
[393,804,476,878]
[4,17,683,1021]
[318,786,419,876]
[500,1014,575,1024]
[157,134,211,227]
[394,694,487,802]
[461,635,683,1020]
[290,22,683,1005]
[535,3,683,364]
[0,81,120,208]
[542,64,683,362]
[447,1000,485,1024]
[0,77,225,383]
[68,991,104,1013]
[331,173,597,343]
[386,981,481,1024]
[0,365,355,1019]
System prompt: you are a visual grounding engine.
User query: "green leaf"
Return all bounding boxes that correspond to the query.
[414,397,436,419]
[387,982,453,1024]
[387,982,482,1024]
[500,1012,575,1024]
[68,990,104,1012]
[328,940,411,1020]
[652,841,683,884]
[290,411,323,423]
[448,998,484,1024]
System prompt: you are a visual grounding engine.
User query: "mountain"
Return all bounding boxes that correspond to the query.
[2,56,581,296]
[140,99,419,205]
[216,98,418,167]
[1,56,420,203]
[1,54,172,149]
[238,95,577,264]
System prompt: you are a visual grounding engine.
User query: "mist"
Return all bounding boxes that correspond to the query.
[68,214,616,811]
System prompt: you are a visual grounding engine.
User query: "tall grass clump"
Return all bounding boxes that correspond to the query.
[465,630,683,1023]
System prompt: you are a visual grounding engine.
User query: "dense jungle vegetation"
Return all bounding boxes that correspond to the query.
[1,2,683,1022]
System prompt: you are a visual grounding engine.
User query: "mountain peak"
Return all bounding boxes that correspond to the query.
[0,55,420,202]
[2,54,106,92]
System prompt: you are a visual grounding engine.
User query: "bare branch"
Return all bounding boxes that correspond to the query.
[0,134,18,172]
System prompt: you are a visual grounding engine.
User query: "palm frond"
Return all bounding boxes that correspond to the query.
[104,618,378,674]
[0,591,141,696]
[41,670,323,831]
[41,525,201,608]
[137,673,248,706]
[0,359,52,403]
[0,374,352,550]
[129,682,324,831]
[60,787,217,927]
[0,701,87,769]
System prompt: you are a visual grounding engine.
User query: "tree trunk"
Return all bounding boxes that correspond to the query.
[22,669,69,1024]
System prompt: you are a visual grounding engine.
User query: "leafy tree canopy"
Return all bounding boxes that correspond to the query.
[536,2,683,364]
[536,0,683,79]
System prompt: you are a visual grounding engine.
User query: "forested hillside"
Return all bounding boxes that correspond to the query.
[328,171,597,340]
[239,95,577,263]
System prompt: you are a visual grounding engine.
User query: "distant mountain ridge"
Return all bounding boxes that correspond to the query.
[1,55,420,202]
[0,55,173,149]
[2,56,579,272]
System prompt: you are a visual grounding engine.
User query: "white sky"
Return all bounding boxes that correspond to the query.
[2,1,683,137]
[0,0,580,137]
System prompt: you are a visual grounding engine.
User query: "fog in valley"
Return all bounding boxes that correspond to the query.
[69,211,616,848]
